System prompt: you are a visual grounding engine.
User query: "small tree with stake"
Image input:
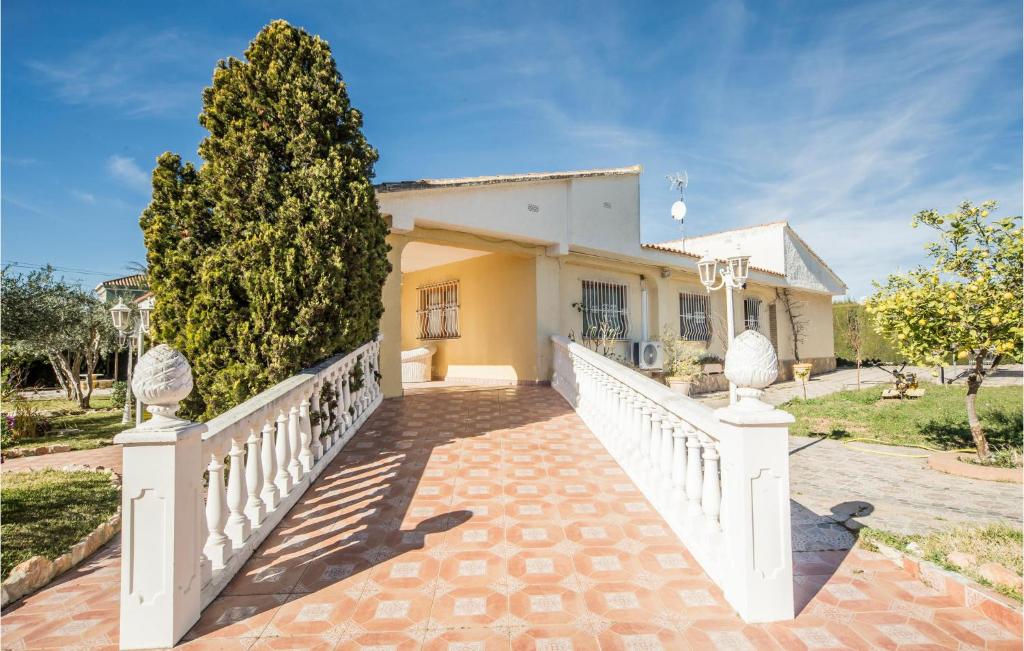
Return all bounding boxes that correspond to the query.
[866,201,1022,461]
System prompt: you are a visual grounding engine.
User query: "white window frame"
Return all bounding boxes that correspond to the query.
[417,280,460,340]
[679,292,712,342]
[580,280,630,340]
[744,297,762,333]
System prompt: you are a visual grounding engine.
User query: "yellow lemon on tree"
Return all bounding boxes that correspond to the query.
[957,350,970,360]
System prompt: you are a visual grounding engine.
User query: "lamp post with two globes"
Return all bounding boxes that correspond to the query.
[697,254,751,405]
[110,296,154,426]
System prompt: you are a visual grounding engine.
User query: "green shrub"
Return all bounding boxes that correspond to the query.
[141,21,390,419]
[833,302,904,364]
[111,381,128,410]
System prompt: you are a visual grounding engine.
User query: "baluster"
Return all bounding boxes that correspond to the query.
[298,394,314,474]
[224,436,250,546]
[333,369,344,444]
[643,405,659,485]
[245,427,266,525]
[638,401,653,480]
[342,363,353,429]
[274,410,292,495]
[685,427,703,517]
[288,403,303,483]
[700,435,721,529]
[659,416,675,499]
[310,382,323,461]
[620,392,637,462]
[260,420,280,510]
[630,395,645,470]
[204,452,230,568]
[671,421,688,514]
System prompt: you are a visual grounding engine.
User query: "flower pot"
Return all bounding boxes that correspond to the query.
[792,362,813,381]
[666,377,693,396]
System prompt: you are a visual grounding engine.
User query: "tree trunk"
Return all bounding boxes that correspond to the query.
[48,353,72,399]
[855,355,861,390]
[966,353,989,461]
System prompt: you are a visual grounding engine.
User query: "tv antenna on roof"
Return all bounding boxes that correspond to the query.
[666,171,688,239]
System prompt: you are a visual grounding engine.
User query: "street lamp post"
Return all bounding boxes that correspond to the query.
[110,297,154,426]
[698,253,751,404]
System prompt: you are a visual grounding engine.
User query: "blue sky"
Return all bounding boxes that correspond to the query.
[3,0,1021,297]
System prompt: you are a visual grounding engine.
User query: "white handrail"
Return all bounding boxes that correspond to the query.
[551,333,795,623]
[115,337,384,650]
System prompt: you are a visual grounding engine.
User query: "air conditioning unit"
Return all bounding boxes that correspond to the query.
[633,341,664,370]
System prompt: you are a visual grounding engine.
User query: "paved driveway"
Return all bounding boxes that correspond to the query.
[3,386,1019,649]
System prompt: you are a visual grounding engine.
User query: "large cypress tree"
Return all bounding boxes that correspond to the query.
[141,20,390,418]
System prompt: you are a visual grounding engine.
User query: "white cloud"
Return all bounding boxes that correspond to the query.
[107,156,149,193]
[71,190,96,204]
[28,30,237,117]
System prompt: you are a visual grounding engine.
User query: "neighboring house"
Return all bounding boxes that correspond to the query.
[93,273,149,303]
[370,165,846,397]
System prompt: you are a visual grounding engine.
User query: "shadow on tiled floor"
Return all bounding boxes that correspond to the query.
[2,385,1021,650]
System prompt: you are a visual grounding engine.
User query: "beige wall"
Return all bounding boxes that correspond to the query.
[401,251,539,383]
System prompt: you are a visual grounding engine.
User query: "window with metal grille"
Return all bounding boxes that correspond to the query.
[580,280,629,339]
[417,280,459,339]
[744,297,762,332]
[679,293,712,341]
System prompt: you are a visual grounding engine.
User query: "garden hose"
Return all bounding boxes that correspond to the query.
[839,437,976,459]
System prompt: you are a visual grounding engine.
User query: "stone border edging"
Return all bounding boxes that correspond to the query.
[2,443,76,460]
[928,451,1023,484]
[0,464,121,609]
[867,539,1022,633]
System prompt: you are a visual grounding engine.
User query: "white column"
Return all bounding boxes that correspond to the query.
[715,328,796,622]
[116,395,206,649]
[287,404,303,483]
[298,396,314,475]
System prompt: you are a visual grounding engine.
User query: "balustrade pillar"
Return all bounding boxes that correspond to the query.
[298,396,314,475]
[670,422,688,512]
[699,435,721,529]
[658,417,675,497]
[245,428,266,526]
[203,453,230,568]
[685,428,703,516]
[260,421,279,510]
[310,383,323,462]
[223,437,251,546]
[274,411,292,495]
[115,344,205,649]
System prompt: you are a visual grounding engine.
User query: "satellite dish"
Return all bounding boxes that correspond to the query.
[671,200,687,221]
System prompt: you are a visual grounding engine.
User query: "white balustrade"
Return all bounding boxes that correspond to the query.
[551,330,796,623]
[115,338,384,650]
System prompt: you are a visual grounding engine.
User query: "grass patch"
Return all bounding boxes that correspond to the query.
[860,524,1023,602]
[5,396,128,452]
[782,384,1023,453]
[1,469,120,579]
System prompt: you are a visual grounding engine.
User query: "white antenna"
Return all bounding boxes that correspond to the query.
[666,171,688,239]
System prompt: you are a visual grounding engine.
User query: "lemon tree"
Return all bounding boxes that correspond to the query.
[866,201,1022,460]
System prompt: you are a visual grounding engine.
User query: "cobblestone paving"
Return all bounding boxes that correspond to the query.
[2,386,1019,650]
[790,436,1023,535]
[1,444,122,474]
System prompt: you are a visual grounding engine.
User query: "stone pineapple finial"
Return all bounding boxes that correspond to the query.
[723,330,779,412]
[131,344,194,424]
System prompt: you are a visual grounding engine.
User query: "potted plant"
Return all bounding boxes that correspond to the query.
[777,288,813,381]
[660,326,704,396]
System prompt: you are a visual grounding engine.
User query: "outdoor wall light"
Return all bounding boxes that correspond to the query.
[110,300,131,334]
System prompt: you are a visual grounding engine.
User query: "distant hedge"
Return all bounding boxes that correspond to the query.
[832,302,904,365]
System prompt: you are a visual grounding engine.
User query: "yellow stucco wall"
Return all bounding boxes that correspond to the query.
[400,251,539,383]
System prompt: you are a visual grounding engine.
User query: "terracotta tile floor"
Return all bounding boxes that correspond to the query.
[2,385,1021,650]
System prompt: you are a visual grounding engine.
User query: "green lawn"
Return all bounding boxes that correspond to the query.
[783,384,1023,452]
[1,469,120,579]
[861,523,1023,602]
[6,396,130,452]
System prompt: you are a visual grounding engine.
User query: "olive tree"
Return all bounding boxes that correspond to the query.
[0,266,117,408]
